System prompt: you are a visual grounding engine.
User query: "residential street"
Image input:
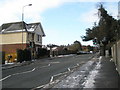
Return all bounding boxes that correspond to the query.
[1,1,120,90]
[2,54,94,88]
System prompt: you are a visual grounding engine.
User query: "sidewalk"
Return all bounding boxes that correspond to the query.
[44,56,120,89]
[92,57,120,89]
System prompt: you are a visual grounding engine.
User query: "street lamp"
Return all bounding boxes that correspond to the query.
[22,4,32,22]
[22,4,32,48]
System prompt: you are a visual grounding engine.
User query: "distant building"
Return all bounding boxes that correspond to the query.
[81,45,89,52]
[0,21,45,61]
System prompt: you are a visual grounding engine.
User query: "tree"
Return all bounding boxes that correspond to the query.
[82,4,117,43]
[68,41,82,52]
[87,45,94,52]
[82,3,118,56]
[82,28,94,41]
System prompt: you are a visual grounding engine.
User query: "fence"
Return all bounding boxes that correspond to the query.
[111,40,120,75]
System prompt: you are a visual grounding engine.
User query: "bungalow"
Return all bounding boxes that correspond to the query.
[0,21,45,62]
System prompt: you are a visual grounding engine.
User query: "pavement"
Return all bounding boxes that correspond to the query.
[42,56,120,89]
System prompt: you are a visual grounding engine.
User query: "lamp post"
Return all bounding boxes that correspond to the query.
[22,4,32,48]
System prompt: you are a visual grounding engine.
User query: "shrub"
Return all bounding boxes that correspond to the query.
[37,48,49,58]
[17,49,24,63]
[24,49,31,61]
[17,49,31,63]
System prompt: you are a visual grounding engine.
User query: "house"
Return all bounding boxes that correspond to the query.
[0,21,45,62]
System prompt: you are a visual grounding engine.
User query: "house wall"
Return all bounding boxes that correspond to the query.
[0,32,28,62]
[117,40,120,74]
[27,33,33,42]
[34,34,42,45]
[111,44,117,64]
[0,44,28,62]
[35,24,44,36]
[0,44,28,54]
[111,40,120,75]
[27,33,42,46]
[0,32,27,44]
[34,24,44,46]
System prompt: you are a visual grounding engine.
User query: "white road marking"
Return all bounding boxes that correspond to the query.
[50,76,54,83]
[36,85,45,88]
[50,72,68,83]
[12,68,36,76]
[99,56,102,60]
[77,63,79,66]
[36,62,84,89]
[1,68,36,81]
[53,73,63,77]
[88,56,93,59]
[50,62,60,64]
[49,63,83,83]
[0,75,11,82]
[39,64,51,69]
[49,64,81,83]
[48,64,51,66]
[1,64,51,81]
[68,68,71,71]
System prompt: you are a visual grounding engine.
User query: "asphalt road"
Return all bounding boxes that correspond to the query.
[2,54,95,88]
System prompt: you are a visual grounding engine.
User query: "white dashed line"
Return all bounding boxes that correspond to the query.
[36,84,45,88]
[0,75,11,82]
[68,68,71,71]
[50,76,54,83]
[1,64,51,82]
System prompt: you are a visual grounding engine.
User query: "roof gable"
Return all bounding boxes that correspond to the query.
[0,21,26,33]
[0,22,45,36]
[27,22,45,36]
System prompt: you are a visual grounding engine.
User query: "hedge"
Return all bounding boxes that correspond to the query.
[17,49,31,63]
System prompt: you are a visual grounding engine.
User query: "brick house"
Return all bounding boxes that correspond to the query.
[0,21,45,61]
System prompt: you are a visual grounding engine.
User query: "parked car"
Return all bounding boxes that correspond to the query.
[77,51,87,55]
[77,51,92,55]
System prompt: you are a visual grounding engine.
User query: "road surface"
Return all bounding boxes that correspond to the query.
[2,54,95,88]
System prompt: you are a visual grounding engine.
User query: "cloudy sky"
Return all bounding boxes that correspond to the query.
[0,0,119,46]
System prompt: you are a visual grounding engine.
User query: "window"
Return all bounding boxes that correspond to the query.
[37,35,40,41]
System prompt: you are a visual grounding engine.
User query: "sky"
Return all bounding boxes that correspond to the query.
[0,0,119,46]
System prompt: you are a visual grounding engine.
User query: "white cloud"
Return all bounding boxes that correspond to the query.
[0,0,119,25]
[79,9,99,27]
[0,0,67,25]
[105,4,118,19]
[79,2,118,27]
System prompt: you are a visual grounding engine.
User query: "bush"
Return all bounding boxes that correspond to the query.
[17,49,31,63]
[17,49,24,63]
[24,49,31,61]
[37,48,49,58]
